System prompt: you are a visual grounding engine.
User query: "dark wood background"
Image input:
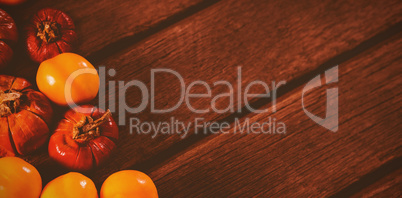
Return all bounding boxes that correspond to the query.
[1,0,401,197]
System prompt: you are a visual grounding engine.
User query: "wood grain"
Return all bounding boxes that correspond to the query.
[2,0,401,189]
[148,34,402,197]
[79,0,401,185]
[351,168,402,198]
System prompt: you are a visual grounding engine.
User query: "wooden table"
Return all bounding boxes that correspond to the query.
[2,0,401,197]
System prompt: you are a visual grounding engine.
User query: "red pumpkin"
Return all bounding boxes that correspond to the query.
[0,9,18,69]
[26,8,76,63]
[49,105,118,171]
[0,75,52,155]
[0,145,14,157]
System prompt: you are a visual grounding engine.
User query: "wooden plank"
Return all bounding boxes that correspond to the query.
[147,34,402,197]
[351,168,402,198]
[14,0,402,186]
[74,0,402,185]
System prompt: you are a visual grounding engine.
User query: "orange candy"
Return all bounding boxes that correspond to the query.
[100,170,158,198]
[41,172,98,198]
[0,157,42,198]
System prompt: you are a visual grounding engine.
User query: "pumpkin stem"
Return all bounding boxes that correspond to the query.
[36,21,60,43]
[73,110,111,143]
[0,91,22,117]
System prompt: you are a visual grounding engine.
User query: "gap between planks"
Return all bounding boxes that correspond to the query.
[84,0,402,186]
[86,0,222,64]
[130,21,402,174]
[91,0,402,186]
[148,33,402,197]
[331,157,402,197]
